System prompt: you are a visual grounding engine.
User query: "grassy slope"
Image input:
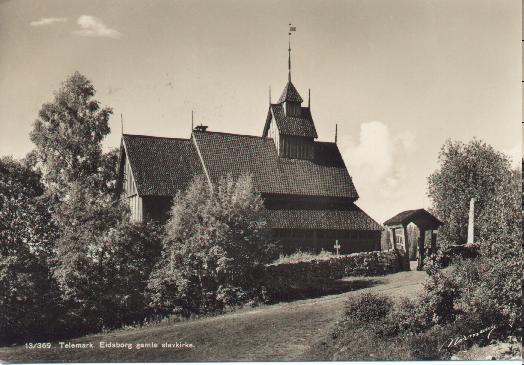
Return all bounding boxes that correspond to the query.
[0,268,426,363]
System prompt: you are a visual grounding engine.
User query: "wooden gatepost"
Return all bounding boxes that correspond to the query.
[383,209,443,271]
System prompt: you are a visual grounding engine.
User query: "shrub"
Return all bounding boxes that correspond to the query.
[408,327,450,360]
[147,174,278,316]
[345,293,392,324]
[375,297,432,338]
[53,189,164,335]
[420,268,461,325]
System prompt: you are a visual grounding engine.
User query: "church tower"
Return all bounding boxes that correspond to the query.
[262,30,318,159]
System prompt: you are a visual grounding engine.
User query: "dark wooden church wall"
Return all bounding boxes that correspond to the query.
[142,196,173,222]
[274,229,381,255]
[279,135,314,160]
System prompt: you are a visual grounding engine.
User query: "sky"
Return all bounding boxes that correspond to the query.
[0,0,521,223]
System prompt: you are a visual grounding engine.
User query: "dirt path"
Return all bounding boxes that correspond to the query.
[0,267,427,362]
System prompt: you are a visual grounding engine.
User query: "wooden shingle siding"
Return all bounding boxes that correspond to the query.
[123,157,137,197]
[122,134,203,196]
[268,104,318,138]
[192,131,359,199]
[129,195,143,222]
[277,81,303,103]
[266,207,382,231]
[121,153,142,222]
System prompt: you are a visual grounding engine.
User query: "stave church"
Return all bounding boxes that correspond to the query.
[116,40,382,255]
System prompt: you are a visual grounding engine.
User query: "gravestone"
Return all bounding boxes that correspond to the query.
[467,198,475,244]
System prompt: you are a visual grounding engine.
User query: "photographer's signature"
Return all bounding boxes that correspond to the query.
[440,324,498,350]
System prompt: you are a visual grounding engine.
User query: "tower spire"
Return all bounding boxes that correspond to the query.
[288,23,296,82]
[288,28,291,82]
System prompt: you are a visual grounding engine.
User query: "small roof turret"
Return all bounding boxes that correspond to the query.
[277,81,303,104]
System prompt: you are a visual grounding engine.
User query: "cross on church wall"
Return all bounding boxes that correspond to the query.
[334,240,341,255]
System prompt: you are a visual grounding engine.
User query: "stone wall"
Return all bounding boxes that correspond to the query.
[266,249,409,281]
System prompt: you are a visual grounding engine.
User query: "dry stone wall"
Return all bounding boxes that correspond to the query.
[266,249,409,280]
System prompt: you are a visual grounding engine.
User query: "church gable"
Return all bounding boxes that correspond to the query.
[118,134,203,196]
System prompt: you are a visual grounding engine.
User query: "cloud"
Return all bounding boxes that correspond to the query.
[72,15,122,39]
[340,121,415,195]
[30,17,67,26]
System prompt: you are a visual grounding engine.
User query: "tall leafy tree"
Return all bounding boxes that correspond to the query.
[424,140,521,332]
[0,157,61,344]
[26,72,139,335]
[30,71,113,198]
[427,139,513,245]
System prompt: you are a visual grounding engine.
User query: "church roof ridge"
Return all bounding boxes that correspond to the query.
[192,129,269,140]
[123,133,189,141]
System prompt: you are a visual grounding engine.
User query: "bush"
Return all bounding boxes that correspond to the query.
[147,174,278,316]
[53,190,164,335]
[345,293,392,324]
[408,327,450,360]
[451,255,520,333]
[420,268,461,325]
[375,297,432,338]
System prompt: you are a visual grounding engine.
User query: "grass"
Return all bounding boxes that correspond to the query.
[271,249,334,265]
[305,321,415,361]
[0,268,427,362]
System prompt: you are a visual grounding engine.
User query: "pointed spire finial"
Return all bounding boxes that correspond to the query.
[269,86,272,104]
[308,88,311,108]
[191,110,194,132]
[120,113,124,135]
[335,123,338,144]
[288,24,296,82]
[288,29,291,82]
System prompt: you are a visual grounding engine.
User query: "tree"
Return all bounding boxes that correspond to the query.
[0,157,61,344]
[53,185,163,332]
[29,71,112,198]
[427,139,513,245]
[148,174,278,316]
[423,140,521,334]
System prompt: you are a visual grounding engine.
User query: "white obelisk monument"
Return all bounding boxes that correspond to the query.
[467,198,475,244]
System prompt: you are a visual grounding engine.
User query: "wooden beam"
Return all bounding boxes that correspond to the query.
[430,231,437,255]
[417,229,426,271]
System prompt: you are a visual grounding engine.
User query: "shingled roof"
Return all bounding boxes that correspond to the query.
[192,131,358,199]
[267,104,318,138]
[383,209,443,229]
[122,134,203,196]
[277,81,303,103]
[266,206,383,231]
[192,131,288,195]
